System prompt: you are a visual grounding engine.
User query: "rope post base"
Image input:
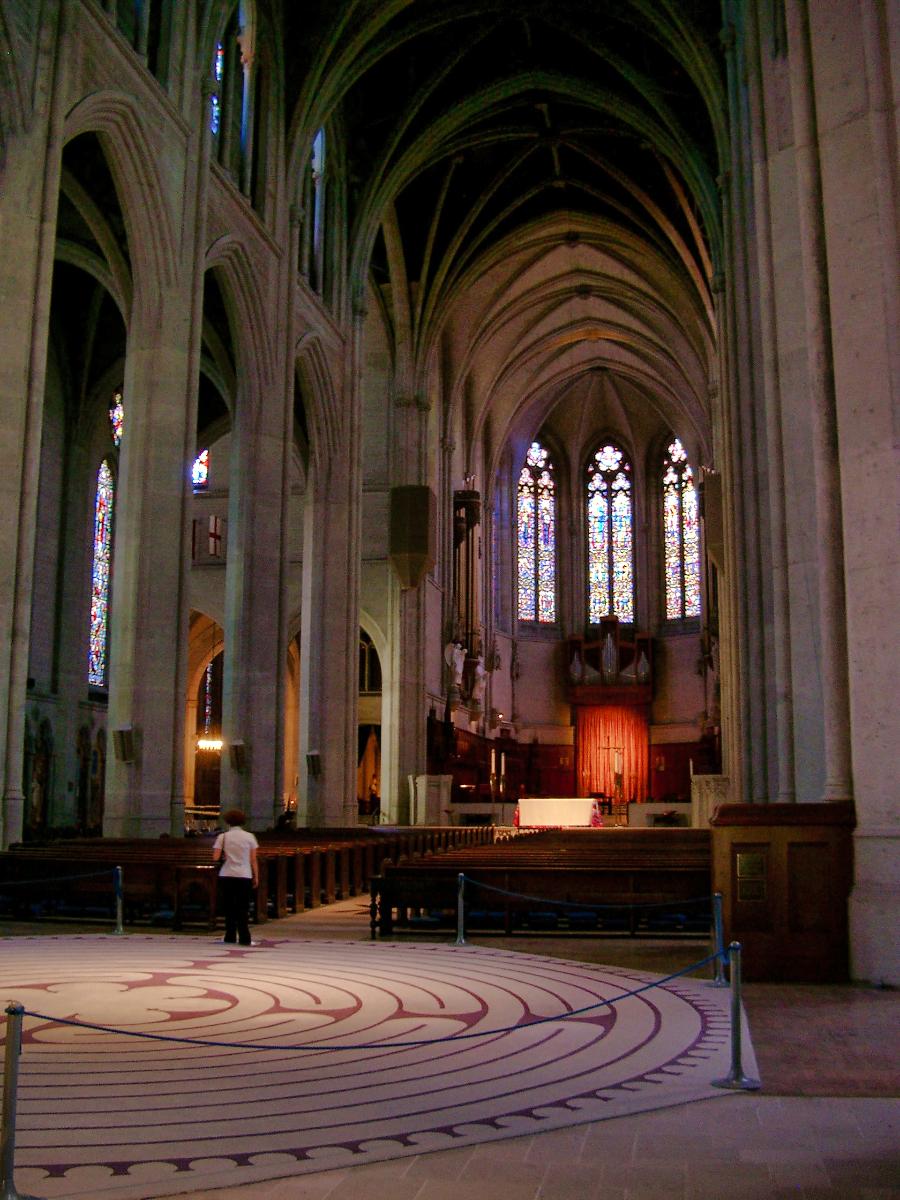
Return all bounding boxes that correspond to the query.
[708,892,728,988]
[112,865,125,936]
[455,873,467,946]
[712,942,760,1092]
[1,1004,40,1200]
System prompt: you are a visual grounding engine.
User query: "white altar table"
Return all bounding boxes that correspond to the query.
[515,797,602,828]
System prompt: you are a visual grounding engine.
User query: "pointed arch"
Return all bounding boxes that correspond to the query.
[661,435,701,621]
[205,234,277,395]
[516,440,557,624]
[294,334,341,472]
[88,458,116,687]
[586,441,634,623]
[62,92,178,296]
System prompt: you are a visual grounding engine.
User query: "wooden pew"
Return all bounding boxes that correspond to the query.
[0,824,499,933]
[370,829,712,938]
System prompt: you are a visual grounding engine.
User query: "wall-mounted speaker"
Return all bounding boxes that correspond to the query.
[389,486,436,588]
[228,740,246,772]
[306,751,321,778]
[112,727,135,763]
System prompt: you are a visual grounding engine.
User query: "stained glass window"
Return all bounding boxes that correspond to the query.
[88,460,114,686]
[517,441,556,623]
[203,660,214,733]
[210,41,224,134]
[191,448,209,490]
[109,391,124,446]
[663,437,701,619]
[587,443,634,623]
[310,128,326,290]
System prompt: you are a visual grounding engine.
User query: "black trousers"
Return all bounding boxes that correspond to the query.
[219,876,253,945]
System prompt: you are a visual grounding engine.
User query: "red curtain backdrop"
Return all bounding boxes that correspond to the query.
[576,706,648,802]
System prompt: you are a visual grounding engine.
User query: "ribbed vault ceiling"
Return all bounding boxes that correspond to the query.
[286,0,726,462]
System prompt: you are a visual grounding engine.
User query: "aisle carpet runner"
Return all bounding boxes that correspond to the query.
[0,936,758,1199]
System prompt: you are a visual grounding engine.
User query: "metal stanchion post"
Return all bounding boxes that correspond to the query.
[112,865,125,936]
[1,1004,40,1200]
[712,942,760,1091]
[709,892,728,987]
[455,873,467,946]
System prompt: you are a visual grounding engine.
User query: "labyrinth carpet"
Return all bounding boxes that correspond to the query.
[0,936,757,1199]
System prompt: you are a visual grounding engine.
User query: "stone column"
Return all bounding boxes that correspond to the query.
[785,0,852,802]
[103,70,213,837]
[721,16,775,804]
[746,5,796,802]
[0,6,65,847]
[102,283,198,837]
[297,314,363,827]
[219,327,285,829]
[708,283,744,804]
[389,394,431,821]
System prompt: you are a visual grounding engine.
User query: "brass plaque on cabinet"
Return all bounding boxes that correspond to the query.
[738,878,766,901]
[736,851,767,902]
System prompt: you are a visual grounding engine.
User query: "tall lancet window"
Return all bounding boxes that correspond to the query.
[88,460,115,686]
[662,437,701,619]
[109,391,124,446]
[310,127,326,292]
[210,40,225,134]
[517,441,556,623]
[587,443,634,623]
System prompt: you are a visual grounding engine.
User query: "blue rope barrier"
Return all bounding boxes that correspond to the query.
[460,874,713,912]
[16,950,721,1052]
[0,868,117,889]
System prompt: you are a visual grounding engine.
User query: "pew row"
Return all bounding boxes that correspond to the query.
[0,825,495,930]
[370,829,712,938]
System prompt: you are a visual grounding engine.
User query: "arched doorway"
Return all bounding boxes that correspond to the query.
[185,613,224,831]
[357,629,381,822]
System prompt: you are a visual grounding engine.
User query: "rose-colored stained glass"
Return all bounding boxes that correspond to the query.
[88,461,114,686]
[192,448,209,490]
[109,391,124,447]
[517,442,555,622]
[663,438,701,619]
[587,444,633,621]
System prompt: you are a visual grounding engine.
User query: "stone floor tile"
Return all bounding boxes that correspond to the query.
[769,1160,835,1188]
[321,1175,425,1200]
[458,1158,545,1190]
[824,1156,900,1188]
[532,1163,607,1199]
[415,1178,540,1200]
[466,1136,539,1163]
[686,1182,779,1200]
[402,1147,477,1181]
[600,1161,687,1191]
[523,1124,589,1163]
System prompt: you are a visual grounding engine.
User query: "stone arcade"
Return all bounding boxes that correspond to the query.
[0,1,896,987]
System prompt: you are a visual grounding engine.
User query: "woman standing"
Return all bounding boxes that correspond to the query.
[212,808,259,945]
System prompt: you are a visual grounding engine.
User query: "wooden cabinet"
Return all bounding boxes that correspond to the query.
[711,801,855,981]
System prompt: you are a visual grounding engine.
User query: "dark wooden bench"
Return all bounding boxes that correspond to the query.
[370,829,712,937]
[0,842,218,927]
[0,825,499,932]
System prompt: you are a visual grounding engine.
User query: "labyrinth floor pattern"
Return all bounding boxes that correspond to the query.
[1,936,757,1199]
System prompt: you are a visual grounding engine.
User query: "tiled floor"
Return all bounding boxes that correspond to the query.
[4,900,898,1199]
[178,1096,900,1199]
